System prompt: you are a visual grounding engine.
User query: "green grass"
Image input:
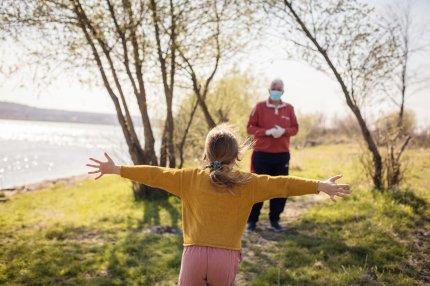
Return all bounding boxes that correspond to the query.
[241,186,429,285]
[0,144,429,285]
[0,176,183,285]
[239,144,430,285]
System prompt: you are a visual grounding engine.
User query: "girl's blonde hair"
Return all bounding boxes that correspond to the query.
[202,123,252,189]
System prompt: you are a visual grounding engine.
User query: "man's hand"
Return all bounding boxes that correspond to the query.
[272,125,285,138]
[265,127,277,136]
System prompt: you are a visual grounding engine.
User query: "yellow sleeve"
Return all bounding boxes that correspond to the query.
[120,165,188,198]
[251,173,319,203]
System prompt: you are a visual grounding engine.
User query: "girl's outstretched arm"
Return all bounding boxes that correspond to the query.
[251,173,351,203]
[85,152,187,197]
[86,152,120,179]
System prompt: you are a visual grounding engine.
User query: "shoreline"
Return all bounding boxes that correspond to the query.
[0,117,121,127]
[0,174,93,197]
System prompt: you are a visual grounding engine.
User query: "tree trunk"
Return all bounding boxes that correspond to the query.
[150,0,176,167]
[73,0,163,199]
[283,0,383,190]
[159,123,168,167]
[178,99,199,168]
[197,93,217,129]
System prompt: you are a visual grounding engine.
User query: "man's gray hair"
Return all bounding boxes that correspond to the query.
[270,79,284,90]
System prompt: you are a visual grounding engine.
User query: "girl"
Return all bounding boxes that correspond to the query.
[86,124,351,286]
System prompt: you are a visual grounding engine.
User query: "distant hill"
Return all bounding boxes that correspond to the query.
[0,101,142,126]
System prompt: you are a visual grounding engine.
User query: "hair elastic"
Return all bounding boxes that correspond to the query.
[206,160,222,171]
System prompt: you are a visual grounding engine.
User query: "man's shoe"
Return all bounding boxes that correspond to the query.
[246,222,256,232]
[270,221,283,232]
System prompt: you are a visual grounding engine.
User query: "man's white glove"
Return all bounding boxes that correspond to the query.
[265,127,276,136]
[271,125,285,138]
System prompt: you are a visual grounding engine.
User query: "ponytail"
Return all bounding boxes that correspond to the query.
[205,163,250,189]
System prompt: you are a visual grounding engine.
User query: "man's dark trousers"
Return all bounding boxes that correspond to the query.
[248,151,290,224]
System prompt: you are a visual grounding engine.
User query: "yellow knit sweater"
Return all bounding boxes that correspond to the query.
[120,165,319,250]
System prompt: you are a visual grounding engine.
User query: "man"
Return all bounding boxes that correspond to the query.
[246,78,299,232]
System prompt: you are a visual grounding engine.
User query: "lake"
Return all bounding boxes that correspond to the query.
[0,119,157,189]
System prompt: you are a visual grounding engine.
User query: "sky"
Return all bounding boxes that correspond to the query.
[0,0,429,129]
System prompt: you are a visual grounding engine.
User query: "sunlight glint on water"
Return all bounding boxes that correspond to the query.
[0,119,155,189]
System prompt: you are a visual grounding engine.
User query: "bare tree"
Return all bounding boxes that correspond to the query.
[1,0,173,198]
[386,0,428,127]
[0,0,259,196]
[381,0,429,189]
[175,1,224,129]
[175,96,200,169]
[264,0,400,190]
[176,0,258,129]
[149,0,179,168]
[174,70,260,168]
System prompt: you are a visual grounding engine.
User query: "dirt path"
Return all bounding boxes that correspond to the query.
[235,195,327,285]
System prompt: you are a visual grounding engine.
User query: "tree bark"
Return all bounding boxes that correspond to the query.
[123,0,158,166]
[150,0,176,167]
[73,0,163,198]
[178,98,199,168]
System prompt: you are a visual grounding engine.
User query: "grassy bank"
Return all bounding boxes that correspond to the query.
[0,176,183,285]
[239,145,429,285]
[0,144,429,285]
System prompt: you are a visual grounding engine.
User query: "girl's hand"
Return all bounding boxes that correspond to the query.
[317,175,351,202]
[86,152,120,180]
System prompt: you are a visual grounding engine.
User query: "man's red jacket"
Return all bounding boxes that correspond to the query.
[247,99,299,154]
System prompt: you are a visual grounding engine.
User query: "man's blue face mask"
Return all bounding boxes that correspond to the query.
[270,90,283,101]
